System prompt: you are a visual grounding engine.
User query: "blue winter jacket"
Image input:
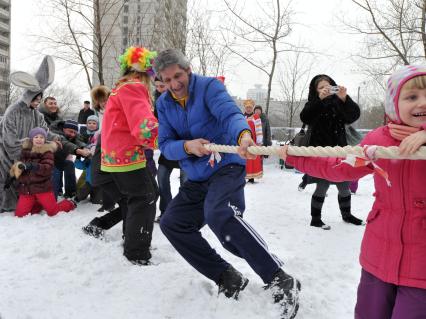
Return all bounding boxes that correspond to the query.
[156,73,249,182]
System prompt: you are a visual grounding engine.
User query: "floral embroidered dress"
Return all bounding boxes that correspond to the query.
[245,113,263,179]
[101,79,158,172]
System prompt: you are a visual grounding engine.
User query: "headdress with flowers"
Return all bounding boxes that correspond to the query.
[243,99,255,107]
[119,46,157,76]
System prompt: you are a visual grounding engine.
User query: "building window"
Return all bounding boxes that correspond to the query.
[123,5,128,13]
[123,15,128,24]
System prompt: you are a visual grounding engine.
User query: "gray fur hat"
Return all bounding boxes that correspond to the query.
[10,56,55,106]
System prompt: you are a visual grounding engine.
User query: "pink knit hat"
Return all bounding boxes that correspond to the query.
[385,65,426,123]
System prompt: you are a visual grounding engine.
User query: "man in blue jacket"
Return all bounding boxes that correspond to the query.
[155,49,300,319]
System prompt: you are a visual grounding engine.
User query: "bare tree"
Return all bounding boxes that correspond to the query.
[43,83,81,119]
[222,0,297,114]
[345,0,426,74]
[37,0,124,89]
[360,103,386,129]
[6,83,23,108]
[158,0,188,53]
[185,0,231,76]
[277,51,313,127]
[37,0,188,89]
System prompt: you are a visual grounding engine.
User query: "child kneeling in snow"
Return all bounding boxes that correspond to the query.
[8,127,76,217]
[280,65,426,318]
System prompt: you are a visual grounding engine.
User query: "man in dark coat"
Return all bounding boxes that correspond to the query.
[50,119,90,198]
[38,96,63,127]
[153,76,187,222]
[77,101,95,124]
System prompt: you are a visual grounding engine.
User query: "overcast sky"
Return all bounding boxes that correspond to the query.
[11,0,367,105]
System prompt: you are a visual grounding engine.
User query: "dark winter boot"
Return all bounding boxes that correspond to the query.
[338,195,365,226]
[218,265,249,300]
[266,269,301,319]
[82,217,105,239]
[129,259,153,266]
[310,195,330,230]
[298,174,308,191]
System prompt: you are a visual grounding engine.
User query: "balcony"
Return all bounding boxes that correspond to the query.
[0,47,8,57]
[0,34,8,45]
[0,8,9,20]
[0,60,8,69]
[0,21,8,32]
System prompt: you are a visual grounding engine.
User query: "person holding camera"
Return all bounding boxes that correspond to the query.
[299,74,363,230]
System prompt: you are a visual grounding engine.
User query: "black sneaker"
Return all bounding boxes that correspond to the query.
[218,265,249,300]
[82,223,105,239]
[342,213,365,226]
[266,269,301,319]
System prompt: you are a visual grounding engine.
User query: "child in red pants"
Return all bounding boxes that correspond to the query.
[9,127,76,217]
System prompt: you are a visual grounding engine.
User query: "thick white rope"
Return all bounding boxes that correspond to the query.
[203,144,426,160]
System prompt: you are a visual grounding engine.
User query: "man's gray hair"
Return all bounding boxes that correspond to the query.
[154,49,190,77]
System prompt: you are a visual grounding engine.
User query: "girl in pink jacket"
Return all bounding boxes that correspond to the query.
[281,65,426,318]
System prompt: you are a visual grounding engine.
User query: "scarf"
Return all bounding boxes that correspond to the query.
[388,123,420,141]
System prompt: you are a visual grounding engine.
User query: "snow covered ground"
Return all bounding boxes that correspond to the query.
[0,154,375,319]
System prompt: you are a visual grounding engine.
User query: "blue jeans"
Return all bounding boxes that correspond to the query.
[160,164,283,283]
[52,160,77,198]
[157,164,187,214]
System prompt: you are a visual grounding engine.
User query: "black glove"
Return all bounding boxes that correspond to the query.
[4,175,16,190]
[20,162,39,171]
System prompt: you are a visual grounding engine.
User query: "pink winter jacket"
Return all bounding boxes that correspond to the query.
[286,125,426,289]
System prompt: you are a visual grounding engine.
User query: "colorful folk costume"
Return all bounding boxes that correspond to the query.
[100,46,159,265]
[243,99,263,180]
